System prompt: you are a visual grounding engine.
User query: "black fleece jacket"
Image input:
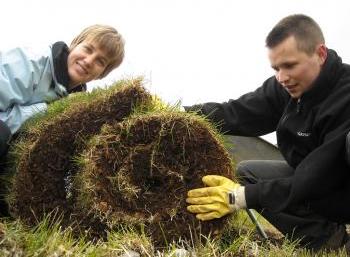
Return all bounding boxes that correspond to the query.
[190,49,350,220]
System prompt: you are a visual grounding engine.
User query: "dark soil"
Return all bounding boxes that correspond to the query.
[9,81,151,227]
[75,113,234,246]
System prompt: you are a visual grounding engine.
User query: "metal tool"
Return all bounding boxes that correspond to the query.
[246,208,268,240]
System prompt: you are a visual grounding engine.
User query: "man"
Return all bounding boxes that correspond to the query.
[186,14,350,252]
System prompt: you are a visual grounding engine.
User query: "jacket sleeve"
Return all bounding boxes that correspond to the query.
[188,77,289,136]
[245,88,350,213]
[245,131,348,212]
[0,103,47,134]
[0,46,51,111]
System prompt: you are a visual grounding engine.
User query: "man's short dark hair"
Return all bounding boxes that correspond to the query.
[266,14,325,55]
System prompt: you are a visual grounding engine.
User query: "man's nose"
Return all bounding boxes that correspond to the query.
[276,70,289,84]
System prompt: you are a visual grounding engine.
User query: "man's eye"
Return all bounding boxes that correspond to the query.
[284,63,296,69]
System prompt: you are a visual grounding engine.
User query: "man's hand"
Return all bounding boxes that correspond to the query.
[186,175,244,221]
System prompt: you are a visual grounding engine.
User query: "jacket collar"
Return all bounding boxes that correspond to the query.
[298,49,343,109]
[51,41,87,93]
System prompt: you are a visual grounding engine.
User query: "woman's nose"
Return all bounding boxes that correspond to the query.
[84,54,96,67]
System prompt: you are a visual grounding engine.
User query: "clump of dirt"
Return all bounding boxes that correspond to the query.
[8,79,152,225]
[74,112,234,246]
[8,78,236,247]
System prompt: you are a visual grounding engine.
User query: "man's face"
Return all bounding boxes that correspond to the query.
[268,36,327,99]
[67,40,109,88]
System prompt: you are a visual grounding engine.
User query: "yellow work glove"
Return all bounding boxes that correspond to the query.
[186,175,241,221]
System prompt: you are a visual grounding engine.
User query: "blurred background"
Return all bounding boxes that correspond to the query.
[1,0,349,144]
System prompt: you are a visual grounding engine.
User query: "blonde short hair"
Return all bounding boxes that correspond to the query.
[70,24,125,78]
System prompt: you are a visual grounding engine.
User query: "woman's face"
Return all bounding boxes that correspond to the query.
[67,40,109,88]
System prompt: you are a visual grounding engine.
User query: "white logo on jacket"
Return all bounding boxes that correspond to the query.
[297,131,311,137]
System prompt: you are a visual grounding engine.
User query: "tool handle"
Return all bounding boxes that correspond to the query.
[246,208,268,240]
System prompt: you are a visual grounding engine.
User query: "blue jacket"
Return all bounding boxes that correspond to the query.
[0,42,86,134]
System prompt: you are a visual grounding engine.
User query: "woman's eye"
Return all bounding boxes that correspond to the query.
[97,58,107,67]
[84,46,92,53]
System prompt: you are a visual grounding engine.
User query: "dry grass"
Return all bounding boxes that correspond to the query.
[0,211,348,256]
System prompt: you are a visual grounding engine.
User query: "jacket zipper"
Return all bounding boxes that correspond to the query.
[280,98,300,128]
[296,98,301,113]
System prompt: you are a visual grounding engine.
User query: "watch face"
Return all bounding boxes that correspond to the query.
[228,192,235,204]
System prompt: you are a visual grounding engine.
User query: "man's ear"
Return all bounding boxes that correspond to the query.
[316,44,327,65]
